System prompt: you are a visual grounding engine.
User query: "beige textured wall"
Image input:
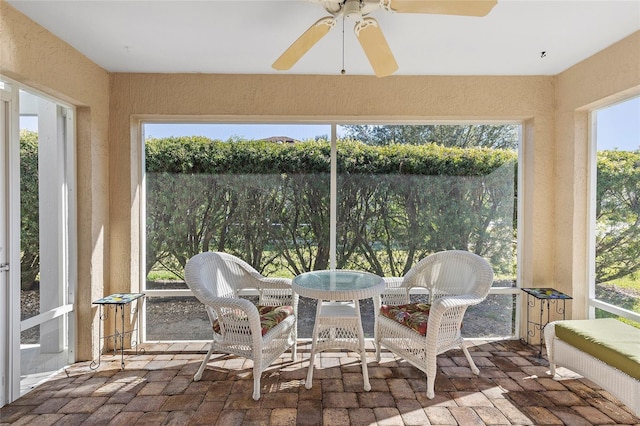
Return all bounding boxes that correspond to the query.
[1,1,110,360]
[554,31,640,318]
[109,73,557,340]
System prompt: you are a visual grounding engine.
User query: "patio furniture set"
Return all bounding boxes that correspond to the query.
[183,250,494,401]
[95,249,639,418]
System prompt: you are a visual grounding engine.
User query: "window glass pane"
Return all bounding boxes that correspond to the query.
[336,124,518,338]
[19,91,40,320]
[594,308,640,328]
[594,97,640,324]
[143,122,519,341]
[21,316,71,395]
[464,294,516,338]
[18,89,74,395]
[144,123,331,339]
[146,296,210,341]
[336,124,517,277]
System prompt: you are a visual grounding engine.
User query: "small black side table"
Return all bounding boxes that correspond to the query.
[91,293,144,370]
[521,288,572,358]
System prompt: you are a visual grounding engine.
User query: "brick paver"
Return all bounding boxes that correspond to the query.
[348,408,376,426]
[357,391,396,408]
[323,407,349,425]
[1,340,638,425]
[373,407,403,425]
[58,396,109,414]
[395,398,430,425]
[449,406,485,425]
[474,406,511,425]
[425,406,458,425]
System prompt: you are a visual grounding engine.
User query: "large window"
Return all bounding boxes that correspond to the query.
[591,97,640,326]
[142,122,520,340]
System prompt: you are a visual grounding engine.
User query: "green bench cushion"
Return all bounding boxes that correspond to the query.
[555,318,640,380]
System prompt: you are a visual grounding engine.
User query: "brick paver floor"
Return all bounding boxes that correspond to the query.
[2,340,638,425]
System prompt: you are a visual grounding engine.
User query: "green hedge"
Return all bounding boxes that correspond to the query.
[20,130,40,289]
[145,137,513,175]
[145,137,518,278]
[18,131,638,287]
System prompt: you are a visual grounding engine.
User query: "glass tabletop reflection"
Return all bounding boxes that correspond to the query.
[292,270,384,301]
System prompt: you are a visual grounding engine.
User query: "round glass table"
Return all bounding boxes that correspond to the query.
[293,270,385,391]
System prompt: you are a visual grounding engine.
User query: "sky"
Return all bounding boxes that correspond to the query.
[20,98,640,151]
[144,123,334,142]
[595,97,640,151]
[142,97,640,151]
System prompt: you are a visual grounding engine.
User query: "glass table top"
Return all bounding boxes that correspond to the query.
[93,293,145,305]
[521,288,572,300]
[292,270,384,300]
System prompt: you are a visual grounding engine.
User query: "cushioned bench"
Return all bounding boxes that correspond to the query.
[545,318,640,417]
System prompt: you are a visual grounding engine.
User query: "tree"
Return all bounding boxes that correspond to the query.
[341,124,519,149]
[145,136,518,279]
[595,150,640,283]
[20,130,40,290]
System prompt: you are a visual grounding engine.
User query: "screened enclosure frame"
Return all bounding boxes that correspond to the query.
[137,117,524,342]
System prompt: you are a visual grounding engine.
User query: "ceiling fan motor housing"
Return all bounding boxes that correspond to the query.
[343,0,362,20]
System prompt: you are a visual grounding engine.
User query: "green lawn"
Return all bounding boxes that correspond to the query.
[596,273,640,328]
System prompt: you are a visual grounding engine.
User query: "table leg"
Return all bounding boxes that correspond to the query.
[89,305,104,370]
[305,299,323,389]
[536,299,544,358]
[354,299,371,391]
[119,303,126,369]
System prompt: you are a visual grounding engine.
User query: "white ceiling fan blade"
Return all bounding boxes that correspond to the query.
[383,0,497,17]
[272,16,336,71]
[355,17,398,78]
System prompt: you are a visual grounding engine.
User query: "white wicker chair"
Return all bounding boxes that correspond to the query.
[184,251,298,400]
[374,250,494,399]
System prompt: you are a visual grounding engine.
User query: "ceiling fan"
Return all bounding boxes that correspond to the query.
[272,0,497,77]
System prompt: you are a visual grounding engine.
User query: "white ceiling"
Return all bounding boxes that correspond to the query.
[7,0,640,77]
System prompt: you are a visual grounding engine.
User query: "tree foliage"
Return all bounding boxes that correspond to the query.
[595,150,640,283]
[18,130,638,288]
[341,124,519,149]
[20,130,40,290]
[145,136,518,278]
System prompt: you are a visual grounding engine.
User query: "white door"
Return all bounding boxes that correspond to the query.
[0,83,19,407]
[0,87,9,407]
[0,82,76,406]
[18,89,75,399]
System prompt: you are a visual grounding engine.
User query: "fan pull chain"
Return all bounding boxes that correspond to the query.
[341,15,345,74]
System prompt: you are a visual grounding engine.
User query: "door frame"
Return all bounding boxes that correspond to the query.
[0,79,77,405]
[1,82,21,406]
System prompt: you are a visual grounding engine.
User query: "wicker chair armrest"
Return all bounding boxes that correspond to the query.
[256,278,298,309]
[426,295,484,329]
[432,294,485,311]
[381,277,410,305]
[257,277,293,290]
[382,277,404,289]
[199,293,263,336]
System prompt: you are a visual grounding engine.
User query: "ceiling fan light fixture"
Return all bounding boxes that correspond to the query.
[343,0,362,20]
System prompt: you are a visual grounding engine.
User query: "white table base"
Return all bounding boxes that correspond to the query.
[306,300,371,391]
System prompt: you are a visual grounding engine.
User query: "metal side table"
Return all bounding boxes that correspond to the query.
[91,293,144,369]
[521,287,572,358]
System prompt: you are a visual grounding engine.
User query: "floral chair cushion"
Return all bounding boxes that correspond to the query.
[212,305,294,336]
[379,303,431,336]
